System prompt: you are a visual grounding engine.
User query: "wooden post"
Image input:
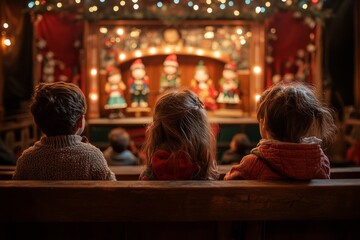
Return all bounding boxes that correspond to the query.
[250,22,265,117]
[315,24,323,99]
[0,1,4,122]
[85,21,100,119]
[0,34,4,122]
[32,18,39,89]
[355,0,360,108]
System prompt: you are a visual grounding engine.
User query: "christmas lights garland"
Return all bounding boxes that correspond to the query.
[26,0,332,24]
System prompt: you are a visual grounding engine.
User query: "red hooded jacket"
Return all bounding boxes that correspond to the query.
[224,139,330,180]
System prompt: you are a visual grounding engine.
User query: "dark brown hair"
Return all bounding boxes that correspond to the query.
[257,82,337,147]
[30,82,86,136]
[142,89,219,180]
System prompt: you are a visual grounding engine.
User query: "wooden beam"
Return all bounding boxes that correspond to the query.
[0,42,4,122]
[355,0,360,108]
[0,2,4,122]
[2,166,360,180]
[0,179,359,222]
[315,25,323,98]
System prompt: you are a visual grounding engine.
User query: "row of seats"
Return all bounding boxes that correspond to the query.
[1,165,360,180]
[0,179,359,240]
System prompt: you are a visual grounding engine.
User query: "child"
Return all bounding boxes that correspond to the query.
[13,82,116,180]
[224,83,337,180]
[219,133,252,165]
[139,89,219,180]
[103,128,138,166]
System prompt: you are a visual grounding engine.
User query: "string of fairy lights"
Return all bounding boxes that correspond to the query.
[25,0,331,22]
[2,0,330,53]
[1,23,11,48]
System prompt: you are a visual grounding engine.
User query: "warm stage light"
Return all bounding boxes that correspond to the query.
[253,66,261,74]
[3,38,11,47]
[90,68,97,76]
[89,93,98,101]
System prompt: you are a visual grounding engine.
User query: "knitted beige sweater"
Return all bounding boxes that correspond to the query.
[13,135,116,180]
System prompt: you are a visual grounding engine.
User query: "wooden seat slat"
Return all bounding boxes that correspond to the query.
[1,165,360,180]
[0,179,359,222]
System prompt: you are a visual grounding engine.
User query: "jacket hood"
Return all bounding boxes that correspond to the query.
[256,141,330,179]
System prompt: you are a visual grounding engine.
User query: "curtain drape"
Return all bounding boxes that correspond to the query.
[265,11,316,88]
[1,0,33,115]
[34,13,83,86]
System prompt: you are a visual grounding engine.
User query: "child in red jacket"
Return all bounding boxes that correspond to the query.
[224,83,337,180]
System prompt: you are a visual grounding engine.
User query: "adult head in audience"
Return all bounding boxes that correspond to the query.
[224,82,337,180]
[13,82,116,180]
[140,88,219,180]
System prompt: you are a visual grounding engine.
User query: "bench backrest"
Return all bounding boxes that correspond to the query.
[1,179,359,222]
[1,165,360,180]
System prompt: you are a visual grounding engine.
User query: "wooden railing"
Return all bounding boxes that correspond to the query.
[1,165,360,180]
[0,115,38,156]
[0,179,359,240]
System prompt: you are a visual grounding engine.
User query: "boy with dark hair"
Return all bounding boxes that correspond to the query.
[13,82,116,180]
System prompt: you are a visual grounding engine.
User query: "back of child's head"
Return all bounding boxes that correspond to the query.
[30,82,86,136]
[108,128,130,153]
[257,82,336,146]
[143,88,218,179]
[231,133,251,154]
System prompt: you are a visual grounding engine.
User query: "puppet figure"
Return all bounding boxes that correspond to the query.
[42,51,65,83]
[295,49,309,82]
[128,59,150,108]
[216,61,240,105]
[159,54,181,93]
[191,60,218,111]
[104,66,127,116]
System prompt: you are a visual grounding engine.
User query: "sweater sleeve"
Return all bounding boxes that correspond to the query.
[90,148,117,181]
[224,163,246,180]
[12,157,22,180]
[12,153,28,180]
[223,155,252,180]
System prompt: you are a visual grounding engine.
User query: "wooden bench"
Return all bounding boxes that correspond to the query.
[1,165,360,180]
[0,116,38,155]
[0,179,359,240]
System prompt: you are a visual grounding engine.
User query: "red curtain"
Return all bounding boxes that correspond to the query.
[35,13,83,88]
[265,11,316,88]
